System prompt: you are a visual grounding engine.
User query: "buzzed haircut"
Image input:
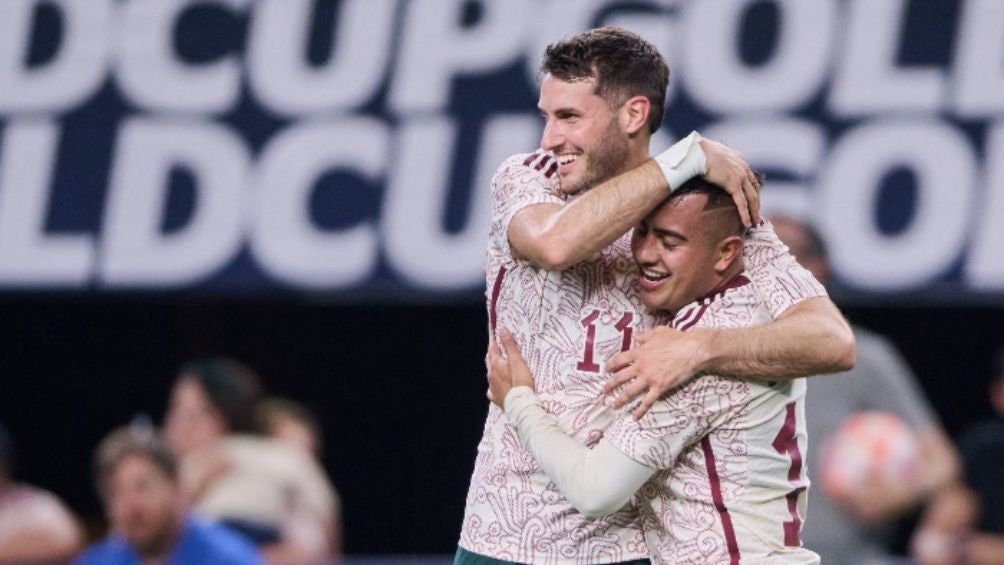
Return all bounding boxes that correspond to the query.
[95,425,177,496]
[541,26,669,134]
[668,174,764,240]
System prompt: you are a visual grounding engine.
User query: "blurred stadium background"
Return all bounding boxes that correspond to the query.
[0,0,1001,559]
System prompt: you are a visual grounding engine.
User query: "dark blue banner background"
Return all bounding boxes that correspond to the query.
[1,0,1000,301]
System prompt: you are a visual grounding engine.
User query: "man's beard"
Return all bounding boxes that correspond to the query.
[564,120,631,196]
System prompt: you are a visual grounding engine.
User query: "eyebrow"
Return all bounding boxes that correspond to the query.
[537,106,581,116]
[652,227,688,242]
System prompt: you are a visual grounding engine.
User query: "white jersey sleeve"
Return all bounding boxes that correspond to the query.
[743,222,827,318]
[489,151,563,259]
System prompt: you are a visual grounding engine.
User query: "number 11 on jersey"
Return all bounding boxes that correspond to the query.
[577,311,634,373]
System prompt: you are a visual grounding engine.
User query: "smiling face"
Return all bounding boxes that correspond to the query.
[538,74,632,196]
[632,193,744,313]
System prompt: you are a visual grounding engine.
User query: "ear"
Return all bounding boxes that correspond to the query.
[619,95,651,135]
[714,236,744,274]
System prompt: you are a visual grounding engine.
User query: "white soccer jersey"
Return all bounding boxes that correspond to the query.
[459,151,824,564]
[607,270,825,565]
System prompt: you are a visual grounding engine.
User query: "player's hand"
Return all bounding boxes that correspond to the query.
[699,138,761,227]
[499,329,534,389]
[603,327,711,420]
[486,328,535,408]
[486,334,507,408]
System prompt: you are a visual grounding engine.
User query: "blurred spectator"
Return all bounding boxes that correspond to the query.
[74,425,262,565]
[772,216,959,564]
[260,398,343,557]
[0,422,82,564]
[912,348,1004,565]
[261,398,323,459]
[163,358,339,564]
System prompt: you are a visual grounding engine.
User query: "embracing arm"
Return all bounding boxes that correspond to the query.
[487,331,656,518]
[504,387,656,518]
[511,135,760,270]
[608,296,855,418]
[510,160,668,270]
[701,295,855,379]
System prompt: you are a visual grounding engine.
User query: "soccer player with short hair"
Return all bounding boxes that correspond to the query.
[456,27,854,565]
[489,179,823,564]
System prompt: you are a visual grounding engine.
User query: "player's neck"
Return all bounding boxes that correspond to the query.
[628,136,652,170]
[695,262,747,304]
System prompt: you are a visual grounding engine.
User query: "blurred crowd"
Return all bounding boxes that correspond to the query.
[0,359,341,565]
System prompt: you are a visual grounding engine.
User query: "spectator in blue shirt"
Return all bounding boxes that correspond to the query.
[75,425,263,565]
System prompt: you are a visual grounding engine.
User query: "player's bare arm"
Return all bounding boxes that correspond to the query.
[509,137,760,271]
[606,296,855,419]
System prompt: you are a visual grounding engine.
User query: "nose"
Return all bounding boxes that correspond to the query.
[540,118,563,152]
[633,233,658,265]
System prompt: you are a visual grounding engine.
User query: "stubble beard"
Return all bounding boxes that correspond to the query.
[563,120,631,196]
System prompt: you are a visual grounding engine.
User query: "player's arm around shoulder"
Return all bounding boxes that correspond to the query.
[506,158,668,271]
[742,221,855,375]
[508,201,575,270]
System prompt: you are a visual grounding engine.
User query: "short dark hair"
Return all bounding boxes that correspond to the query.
[668,173,765,239]
[542,27,669,134]
[95,425,176,497]
[180,358,264,434]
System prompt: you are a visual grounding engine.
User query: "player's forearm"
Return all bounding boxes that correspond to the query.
[700,297,855,379]
[504,387,654,518]
[527,160,669,270]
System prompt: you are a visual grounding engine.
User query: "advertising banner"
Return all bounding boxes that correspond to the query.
[0,0,1000,301]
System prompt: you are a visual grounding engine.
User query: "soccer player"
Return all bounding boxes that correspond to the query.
[457,27,854,564]
[488,179,822,564]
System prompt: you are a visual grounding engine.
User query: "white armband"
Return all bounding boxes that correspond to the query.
[654,130,707,192]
